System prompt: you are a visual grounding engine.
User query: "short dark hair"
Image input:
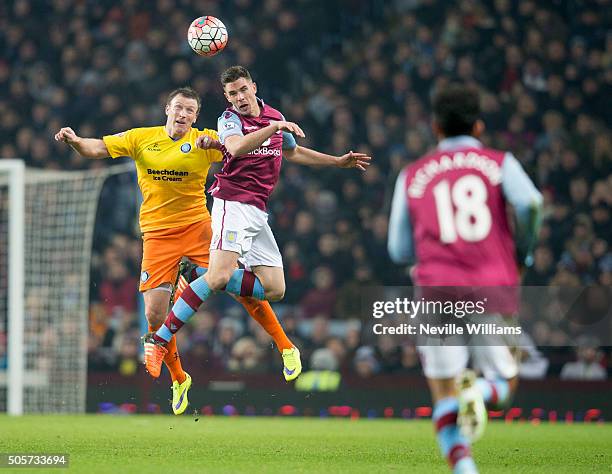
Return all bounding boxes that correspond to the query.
[220,66,252,87]
[432,84,480,137]
[166,87,201,113]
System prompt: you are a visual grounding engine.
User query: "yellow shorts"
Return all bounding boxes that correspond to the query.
[140,219,212,292]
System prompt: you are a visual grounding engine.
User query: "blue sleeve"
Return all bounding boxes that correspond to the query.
[217,112,243,145]
[278,113,297,150]
[502,153,543,267]
[282,131,297,150]
[387,168,415,264]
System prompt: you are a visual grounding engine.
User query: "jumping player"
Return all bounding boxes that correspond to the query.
[143,66,371,380]
[388,84,542,473]
[55,87,299,414]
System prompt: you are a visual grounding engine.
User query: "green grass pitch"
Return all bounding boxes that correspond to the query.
[1,416,611,473]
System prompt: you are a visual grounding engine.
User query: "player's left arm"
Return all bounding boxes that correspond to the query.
[283,136,371,171]
[501,153,544,268]
[387,168,415,264]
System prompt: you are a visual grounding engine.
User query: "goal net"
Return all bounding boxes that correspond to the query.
[0,160,134,414]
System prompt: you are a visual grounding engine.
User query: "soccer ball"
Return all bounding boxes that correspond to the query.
[187,16,228,57]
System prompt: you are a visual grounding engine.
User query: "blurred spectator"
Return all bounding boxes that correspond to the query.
[376,334,402,373]
[523,245,556,285]
[299,266,337,319]
[354,346,380,378]
[516,333,550,380]
[325,336,348,370]
[398,343,421,375]
[300,316,331,361]
[560,337,607,381]
[213,317,243,367]
[310,348,339,372]
[116,332,140,377]
[98,260,138,314]
[295,348,342,392]
[335,265,377,319]
[228,337,265,373]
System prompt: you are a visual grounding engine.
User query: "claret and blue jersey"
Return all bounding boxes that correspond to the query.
[388,136,543,286]
[210,97,297,211]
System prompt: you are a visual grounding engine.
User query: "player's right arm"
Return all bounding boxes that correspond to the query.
[217,111,304,158]
[54,127,110,159]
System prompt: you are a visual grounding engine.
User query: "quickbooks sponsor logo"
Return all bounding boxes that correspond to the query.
[147,168,189,182]
[252,146,281,157]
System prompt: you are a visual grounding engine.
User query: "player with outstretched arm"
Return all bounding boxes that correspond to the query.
[143,66,371,379]
[55,87,300,414]
[388,84,542,473]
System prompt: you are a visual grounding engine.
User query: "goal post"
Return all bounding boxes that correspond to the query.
[0,161,134,415]
[0,160,25,415]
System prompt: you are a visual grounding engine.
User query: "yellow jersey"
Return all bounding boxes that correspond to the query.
[103,126,222,232]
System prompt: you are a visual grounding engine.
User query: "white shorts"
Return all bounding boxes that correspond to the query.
[210,198,283,268]
[417,314,519,380]
[418,345,518,380]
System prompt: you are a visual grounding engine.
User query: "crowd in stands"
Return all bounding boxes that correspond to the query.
[1,0,610,380]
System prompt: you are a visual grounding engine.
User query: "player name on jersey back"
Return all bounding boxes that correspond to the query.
[407,150,502,199]
[405,145,519,287]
